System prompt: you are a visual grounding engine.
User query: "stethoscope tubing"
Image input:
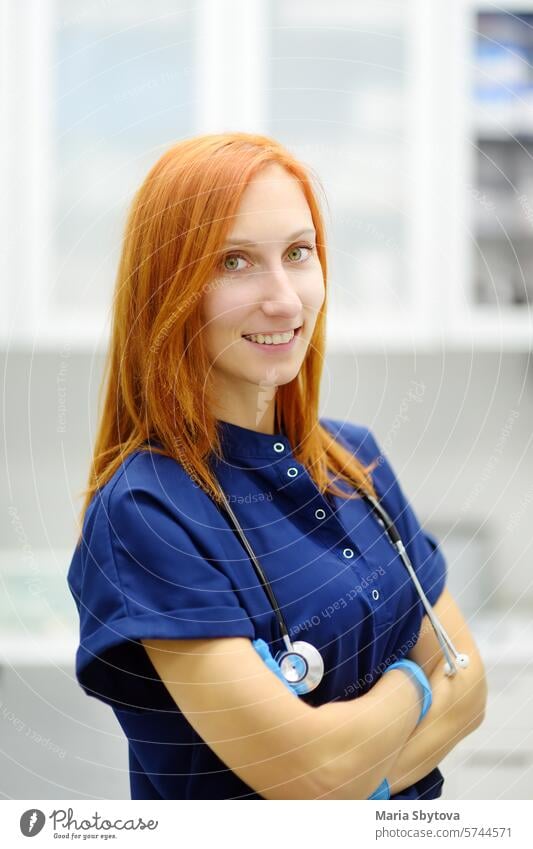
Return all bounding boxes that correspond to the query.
[215,481,467,682]
[363,492,466,676]
[217,487,294,652]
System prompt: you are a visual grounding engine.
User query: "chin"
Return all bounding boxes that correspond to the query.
[248,367,301,387]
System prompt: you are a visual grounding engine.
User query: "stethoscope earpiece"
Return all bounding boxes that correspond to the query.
[444,653,470,677]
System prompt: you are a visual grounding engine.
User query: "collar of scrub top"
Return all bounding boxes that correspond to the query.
[216,418,291,458]
[145,423,287,458]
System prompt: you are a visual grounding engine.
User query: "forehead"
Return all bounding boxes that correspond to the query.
[227,164,313,236]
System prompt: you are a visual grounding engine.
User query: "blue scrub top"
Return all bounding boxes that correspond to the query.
[67,417,447,800]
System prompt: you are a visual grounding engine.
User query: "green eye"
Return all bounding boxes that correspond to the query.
[223,255,242,271]
[288,246,305,261]
[219,243,314,274]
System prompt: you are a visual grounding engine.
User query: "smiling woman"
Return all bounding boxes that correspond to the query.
[67,131,485,801]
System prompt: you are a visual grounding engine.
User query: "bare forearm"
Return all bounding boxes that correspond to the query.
[312,669,422,799]
[387,657,488,795]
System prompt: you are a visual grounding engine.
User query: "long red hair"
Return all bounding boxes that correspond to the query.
[76,131,378,544]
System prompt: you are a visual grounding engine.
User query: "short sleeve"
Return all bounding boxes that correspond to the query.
[67,468,255,713]
[325,419,448,608]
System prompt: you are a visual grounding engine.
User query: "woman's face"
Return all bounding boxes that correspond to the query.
[200,163,325,417]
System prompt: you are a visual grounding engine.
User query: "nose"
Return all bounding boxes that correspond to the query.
[259,264,302,320]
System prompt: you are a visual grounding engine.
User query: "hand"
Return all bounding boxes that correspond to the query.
[427,656,487,736]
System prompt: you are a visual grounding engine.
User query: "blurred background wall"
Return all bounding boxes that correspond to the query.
[1,0,532,800]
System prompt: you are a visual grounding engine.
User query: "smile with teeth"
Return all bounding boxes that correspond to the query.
[243,329,296,345]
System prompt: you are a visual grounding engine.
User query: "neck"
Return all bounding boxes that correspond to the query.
[218,407,277,435]
[209,383,278,435]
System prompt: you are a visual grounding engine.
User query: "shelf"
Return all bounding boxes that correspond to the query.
[470,610,533,667]
[2,308,531,353]
[475,229,533,240]
[1,610,531,667]
[0,634,78,667]
[0,548,79,659]
[447,308,533,350]
[468,0,533,14]
[473,116,533,142]
[0,316,111,352]
[476,128,533,143]
[328,309,531,351]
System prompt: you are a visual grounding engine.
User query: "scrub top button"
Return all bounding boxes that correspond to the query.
[372,589,380,600]
[314,508,326,520]
[343,547,354,559]
[287,467,298,478]
[273,442,285,453]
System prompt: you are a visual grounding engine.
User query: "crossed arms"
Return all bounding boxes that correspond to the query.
[141,588,487,799]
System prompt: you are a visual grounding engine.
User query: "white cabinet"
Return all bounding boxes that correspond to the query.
[443,0,533,349]
[2,0,198,349]
[1,0,531,351]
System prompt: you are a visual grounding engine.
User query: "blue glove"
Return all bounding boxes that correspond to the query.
[367,777,391,800]
[385,658,432,724]
[252,638,298,697]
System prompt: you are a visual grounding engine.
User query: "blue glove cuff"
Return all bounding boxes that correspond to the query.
[252,638,298,697]
[386,658,432,724]
[367,777,391,800]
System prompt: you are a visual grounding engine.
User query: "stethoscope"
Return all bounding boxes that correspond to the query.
[213,481,470,695]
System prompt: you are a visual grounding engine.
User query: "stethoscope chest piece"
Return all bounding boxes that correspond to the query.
[275,640,325,695]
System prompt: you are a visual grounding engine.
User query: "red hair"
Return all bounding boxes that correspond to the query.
[76,132,378,543]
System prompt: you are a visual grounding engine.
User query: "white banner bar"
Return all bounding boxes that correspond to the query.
[1,799,532,847]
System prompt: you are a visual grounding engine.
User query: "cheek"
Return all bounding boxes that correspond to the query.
[302,269,326,313]
[201,287,248,345]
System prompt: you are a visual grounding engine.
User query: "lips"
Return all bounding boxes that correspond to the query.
[241,324,303,337]
[241,325,303,351]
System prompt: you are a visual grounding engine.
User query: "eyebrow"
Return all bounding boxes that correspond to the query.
[223,227,316,248]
